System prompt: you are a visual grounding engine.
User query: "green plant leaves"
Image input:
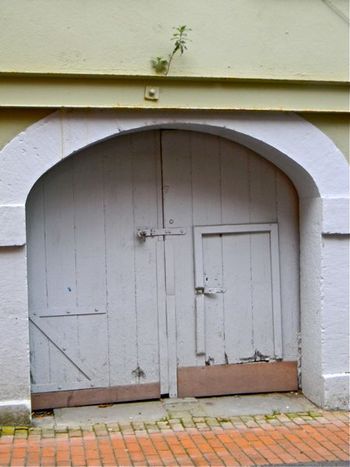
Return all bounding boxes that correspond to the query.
[151,25,191,75]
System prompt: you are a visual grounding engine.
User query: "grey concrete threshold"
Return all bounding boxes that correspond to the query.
[32,391,318,428]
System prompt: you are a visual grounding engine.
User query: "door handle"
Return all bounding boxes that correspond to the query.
[195,287,226,295]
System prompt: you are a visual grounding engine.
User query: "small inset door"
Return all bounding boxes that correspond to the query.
[193,224,282,361]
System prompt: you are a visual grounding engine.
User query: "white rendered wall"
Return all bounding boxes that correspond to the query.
[0,110,348,423]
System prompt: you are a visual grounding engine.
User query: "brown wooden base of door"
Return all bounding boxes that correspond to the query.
[177,361,298,398]
[32,361,298,410]
[31,382,160,410]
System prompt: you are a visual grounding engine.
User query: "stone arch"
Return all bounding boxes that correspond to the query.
[0,110,348,423]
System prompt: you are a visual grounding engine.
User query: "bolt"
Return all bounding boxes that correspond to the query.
[148,88,156,97]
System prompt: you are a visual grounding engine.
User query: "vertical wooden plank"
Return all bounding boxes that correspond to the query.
[249,152,277,223]
[220,139,250,224]
[156,237,168,394]
[250,231,275,357]
[195,294,206,355]
[155,134,169,394]
[270,225,283,358]
[164,240,177,397]
[222,233,254,362]
[26,181,51,388]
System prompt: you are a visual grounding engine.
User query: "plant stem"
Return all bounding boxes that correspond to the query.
[165,50,176,75]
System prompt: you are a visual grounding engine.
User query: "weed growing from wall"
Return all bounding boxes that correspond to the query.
[151,25,191,75]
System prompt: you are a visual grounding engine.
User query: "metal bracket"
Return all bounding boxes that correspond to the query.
[144,86,160,101]
[137,227,186,240]
[195,287,226,295]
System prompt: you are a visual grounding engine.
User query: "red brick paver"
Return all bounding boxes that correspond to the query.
[0,411,349,466]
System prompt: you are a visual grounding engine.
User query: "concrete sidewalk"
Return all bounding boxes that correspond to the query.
[34,393,319,429]
[0,393,349,466]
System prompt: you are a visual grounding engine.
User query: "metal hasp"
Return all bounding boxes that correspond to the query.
[137,227,186,240]
[195,287,226,295]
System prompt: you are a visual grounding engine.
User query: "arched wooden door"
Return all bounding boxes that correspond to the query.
[27,130,299,409]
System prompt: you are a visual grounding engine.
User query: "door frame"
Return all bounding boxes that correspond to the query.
[0,110,348,423]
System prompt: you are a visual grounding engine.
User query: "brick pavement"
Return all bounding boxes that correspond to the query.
[0,410,349,466]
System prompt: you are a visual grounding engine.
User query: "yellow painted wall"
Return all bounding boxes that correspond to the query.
[301,113,350,161]
[0,0,348,81]
[0,1,348,159]
[0,110,348,161]
[0,109,52,149]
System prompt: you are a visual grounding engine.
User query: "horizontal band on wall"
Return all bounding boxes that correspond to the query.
[0,76,349,112]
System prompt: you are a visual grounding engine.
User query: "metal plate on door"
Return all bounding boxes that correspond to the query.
[137,228,186,240]
[195,286,226,295]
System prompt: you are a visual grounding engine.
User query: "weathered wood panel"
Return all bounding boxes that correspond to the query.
[31,383,160,410]
[177,362,298,398]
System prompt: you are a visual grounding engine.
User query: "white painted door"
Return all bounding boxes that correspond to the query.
[28,129,299,406]
[161,131,299,396]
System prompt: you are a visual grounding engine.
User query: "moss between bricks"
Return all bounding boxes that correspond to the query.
[0,410,331,436]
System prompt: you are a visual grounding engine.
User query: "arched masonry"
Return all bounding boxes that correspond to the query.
[0,110,348,424]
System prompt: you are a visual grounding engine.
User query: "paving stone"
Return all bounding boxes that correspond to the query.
[144,422,160,433]
[41,428,55,438]
[181,418,196,428]
[205,417,220,427]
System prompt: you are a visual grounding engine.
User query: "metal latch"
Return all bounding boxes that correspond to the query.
[195,287,226,295]
[137,227,186,240]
